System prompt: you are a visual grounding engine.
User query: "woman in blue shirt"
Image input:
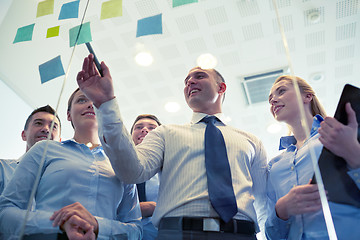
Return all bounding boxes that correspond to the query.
[266,75,360,239]
[0,89,142,240]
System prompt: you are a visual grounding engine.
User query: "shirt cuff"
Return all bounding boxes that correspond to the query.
[95,97,121,126]
[265,206,291,239]
[96,216,111,239]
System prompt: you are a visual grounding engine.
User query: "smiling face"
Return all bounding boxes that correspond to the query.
[131,118,159,145]
[269,80,312,123]
[21,112,61,151]
[183,67,226,114]
[67,90,97,131]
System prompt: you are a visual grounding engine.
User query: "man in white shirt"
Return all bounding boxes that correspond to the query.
[75,54,268,240]
[0,105,61,194]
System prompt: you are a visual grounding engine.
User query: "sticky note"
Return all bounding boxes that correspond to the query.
[69,22,92,47]
[59,0,80,20]
[136,14,162,37]
[100,0,122,20]
[39,56,65,84]
[36,0,54,18]
[13,23,35,43]
[46,26,60,38]
[173,0,198,8]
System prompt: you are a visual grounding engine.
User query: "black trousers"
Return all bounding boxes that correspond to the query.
[157,229,257,240]
[22,233,68,240]
[157,217,257,240]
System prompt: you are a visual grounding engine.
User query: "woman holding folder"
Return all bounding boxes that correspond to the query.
[265,75,360,240]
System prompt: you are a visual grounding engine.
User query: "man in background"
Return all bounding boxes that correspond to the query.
[0,105,61,194]
[131,114,161,240]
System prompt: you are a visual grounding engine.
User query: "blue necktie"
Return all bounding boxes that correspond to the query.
[202,116,237,223]
[136,182,147,202]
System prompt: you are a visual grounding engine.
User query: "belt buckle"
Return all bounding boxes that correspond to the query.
[203,218,220,232]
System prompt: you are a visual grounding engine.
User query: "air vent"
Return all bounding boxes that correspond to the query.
[240,67,289,105]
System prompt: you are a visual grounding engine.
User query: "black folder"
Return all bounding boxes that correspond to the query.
[312,84,360,208]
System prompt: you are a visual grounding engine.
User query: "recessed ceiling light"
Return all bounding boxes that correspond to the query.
[164,102,180,113]
[267,122,283,134]
[309,72,325,82]
[196,53,218,69]
[135,51,153,66]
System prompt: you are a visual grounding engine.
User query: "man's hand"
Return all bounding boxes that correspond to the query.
[50,202,99,236]
[62,215,95,240]
[140,201,156,218]
[77,54,115,108]
[275,180,322,220]
[319,102,360,169]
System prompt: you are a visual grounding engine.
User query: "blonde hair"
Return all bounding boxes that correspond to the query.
[274,75,327,117]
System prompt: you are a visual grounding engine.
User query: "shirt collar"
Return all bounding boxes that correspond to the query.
[61,138,102,149]
[190,112,225,125]
[279,114,324,150]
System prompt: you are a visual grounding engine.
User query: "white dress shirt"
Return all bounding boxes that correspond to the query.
[96,98,268,234]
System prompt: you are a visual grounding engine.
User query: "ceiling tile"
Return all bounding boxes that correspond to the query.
[307,51,326,66]
[135,0,160,18]
[336,0,359,19]
[205,6,228,26]
[213,30,235,48]
[272,15,294,33]
[335,44,355,61]
[336,22,357,41]
[185,37,208,53]
[237,0,260,17]
[305,31,325,48]
[159,44,181,60]
[242,22,264,41]
[176,14,200,33]
[335,64,354,78]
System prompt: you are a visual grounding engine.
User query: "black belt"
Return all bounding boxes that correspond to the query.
[23,233,69,240]
[159,217,256,235]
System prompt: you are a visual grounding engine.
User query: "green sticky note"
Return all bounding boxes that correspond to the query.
[100,0,122,20]
[36,0,54,18]
[46,26,60,38]
[173,0,198,8]
[69,22,92,47]
[13,23,35,43]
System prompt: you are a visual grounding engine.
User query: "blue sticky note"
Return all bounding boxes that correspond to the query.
[59,0,79,20]
[69,22,92,47]
[136,14,162,37]
[39,56,65,84]
[13,23,35,43]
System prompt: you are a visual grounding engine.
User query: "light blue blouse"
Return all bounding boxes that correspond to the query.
[0,139,142,240]
[266,115,360,240]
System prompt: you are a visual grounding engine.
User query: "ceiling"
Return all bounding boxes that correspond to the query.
[0,0,359,158]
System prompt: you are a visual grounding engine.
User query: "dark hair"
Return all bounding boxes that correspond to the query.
[212,68,226,102]
[67,88,81,112]
[130,114,162,134]
[212,68,225,84]
[24,105,61,131]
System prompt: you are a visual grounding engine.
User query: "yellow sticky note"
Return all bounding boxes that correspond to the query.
[100,0,122,20]
[46,26,60,38]
[36,0,54,18]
